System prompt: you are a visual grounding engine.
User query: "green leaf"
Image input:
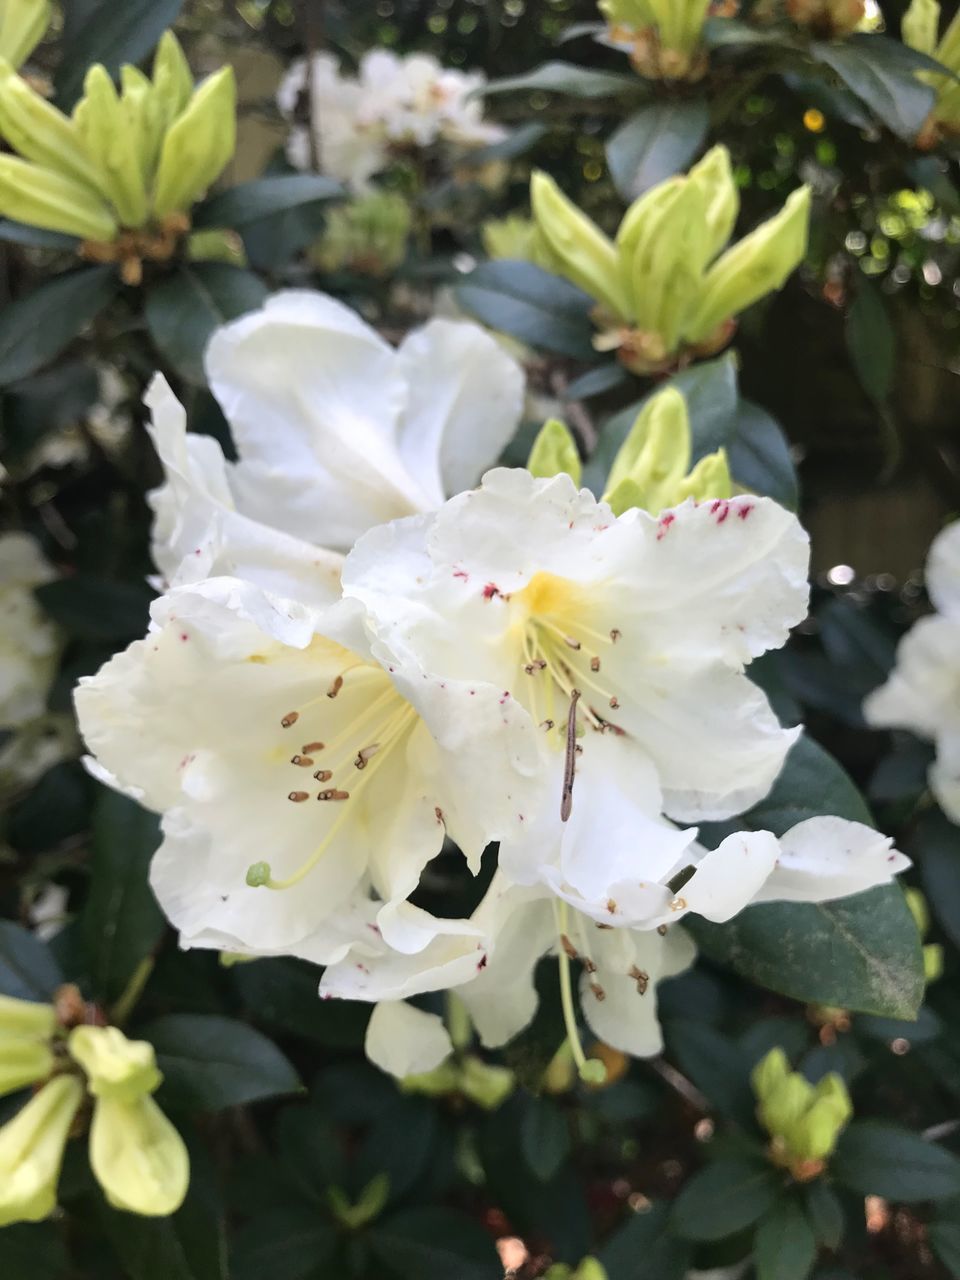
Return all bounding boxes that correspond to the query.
[930,1221,960,1278]
[703,16,790,47]
[82,790,165,1005]
[456,260,597,360]
[35,575,152,641]
[833,1122,960,1201]
[521,1095,571,1182]
[369,1207,502,1280]
[728,400,798,510]
[483,61,639,98]
[0,1223,69,1278]
[598,1201,691,1279]
[0,219,80,249]
[232,957,370,1048]
[810,35,938,141]
[0,267,119,387]
[56,0,186,108]
[231,1208,336,1280]
[141,1014,302,1112]
[145,264,269,384]
[916,809,960,950]
[606,99,710,201]
[671,1157,781,1242]
[0,921,63,1001]
[193,175,343,230]
[563,362,630,401]
[662,1019,755,1125]
[803,1180,845,1250]
[754,1199,818,1280]
[846,281,895,406]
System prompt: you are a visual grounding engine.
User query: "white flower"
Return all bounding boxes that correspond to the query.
[364,1001,452,1079]
[865,521,960,823]
[277,50,505,192]
[0,533,57,730]
[74,574,543,964]
[148,290,524,597]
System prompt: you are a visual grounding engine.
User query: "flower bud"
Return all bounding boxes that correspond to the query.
[530,170,630,321]
[74,65,149,228]
[0,996,55,1097]
[573,1260,609,1280]
[603,386,691,515]
[751,1046,790,1100]
[0,1075,83,1226]
[120,66,165,185]
[152,66,237,220]
[0,0,50,70]
[906,887,930,936]
[88,1092,189,1217]
[687,144,740,263]
[685,185,810,347]
[790,1074,852,1162]
[673,448,732,503]
[936,7,960,71]
[0,59,105,193]
[313,191,412,277]
[152,31,194,132]
[786,0,865,37]
[759,1072,814,1142]
[68,1026,162,1101]
[0,994,56,1040]
[483,213,540,261]
[528,418,582,487]
[902,0,941,55]
[0,153,117,240]
[627,179,708,352]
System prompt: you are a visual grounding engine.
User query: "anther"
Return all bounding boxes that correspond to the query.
[539,719,555,731]
[583,958,598,975]
[589,981,607,1002]
[610,629,621,643]
[560,934,578,960]
[290,755,314,767]
[302,741,324,754]
[590,656,601,672]
[657,924,668,937]
[524,659,547,674]
[327,675,344,699]
[354,744,380,770]
[317,789,350,802]
[629,966,649,995]
[670,896,688,913]
[563,636,581,650]
[313,769,333,782]
[287,791,310,803]
[609,696,620,710]
[280,711,299,728]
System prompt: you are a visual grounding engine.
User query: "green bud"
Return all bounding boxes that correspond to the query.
[573,1260,610,1280]
[530,169,631,321]
[902,0,941,54]
[152,30,194,131]
[936,6,960,71]
[687,144,740,263]
[68,1025,163,1102]
[0,0,50,70]
[0,994,55,1040]
[458,1057,516,1111]
[0,59,105,194]
[905,887,930,936]
[603,386,691,515]
[791,1075,852,1163]
[627,179,707,352]
[598,0,655,29]
[483,213,540,261]
[74,65,149,228]
[0,153,117,240]
[648,0,710,53]
[528,418,582,486]
[759,1073,815,1143]
[314,191,412,277]
[327,1173,390,1230]
[0,1039,54,1099]
[751,1047,791,1101]
[120,66,164,185]
[673,448,732,503]
[0,1075,83,1227]
[686,185,811,347]
[152,66,237,220]
[89,1092,190,1217]
[924,942,944,983]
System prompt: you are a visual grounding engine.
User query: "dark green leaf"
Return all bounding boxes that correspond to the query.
[670,1157,781,1241]
[846,282,895,406]
[606,99,710,201]
[456,260,596,360]
[703,16,790,47]
[520,1095,571,1182]
[915,809,960,950]
[563,362,630,401]
[35,575,152,641]
[482,61,638,98]
[754,1199,818,1280]
[663,1019,755,1125]
[356,1095,440,1202]
[833,1122,960,1201]
[142,1014,302,1111]
[803,1180,844,1250]
[232,957,370,1048]
[0,219,79,249]
[459,121,549,163]
[930,1221,960,1278]
[818,598,898,694]
[82,790,164,1005]
[145,264,269,384]
[0,921,63,1001]
[369,1207,501,1280]
[232,1208,336,1280]
[810,35,938,141]
[0,1223,68,1277]
[56,0,186,108]
[598,1202,691,1279]
[193,175,343,230]
[0,268,119,386]
[728,400,799,510]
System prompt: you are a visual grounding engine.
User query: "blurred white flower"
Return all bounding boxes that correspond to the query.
[148,290,524,601]
[0,534,57,730]
[277,50,505,192]
[865,521,960,823]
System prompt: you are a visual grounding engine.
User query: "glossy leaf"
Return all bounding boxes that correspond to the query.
[754,1199,818,1280]
[606,99,710,200]
[369,1207,502,1280]
[193,175,343,230]
[521,1095,571,1182]
[833,1122,960,1201]
[811,36,938,141]
[483,61,638,98]
[671,1157,781,1242]
[456,260,596,360]
[0,267,119,387]
[0,922,63,1002]
[56,0,186,108]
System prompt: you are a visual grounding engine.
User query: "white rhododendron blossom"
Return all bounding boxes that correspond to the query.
[74,575,542,964]
[147,290,524,601]
[277,50,505,191]
[0,533,57,730]
[865,520,960,823]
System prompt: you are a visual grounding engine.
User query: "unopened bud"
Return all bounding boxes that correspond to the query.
[603,386,691,515]
[627,178,708,352]
[89,1092,189,1216]
[0,59,104,193]
[482,213,540,261]
[120,65,164,185]
[74,65,149,228]
[68,1025,162,1101]
[674,448,732,503]
[531,170,630,321]
[0,153,117,240]
[152,31,194,132]
[0,1039,53,1098]
[0,993,56,1040]
[786,0,865,36]
[902,0,941,54]
[152,66,236,220]
[0,1075,83,1226]
[528,418,582,487]
[688,144,739,263]
[573,1260,610,1280]
[313,191,411,277]
[0,0,50,70]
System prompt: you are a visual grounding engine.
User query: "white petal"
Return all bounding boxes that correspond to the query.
[395,320,525,505]
[926,521,960,617]
[749,816,911,905]
[672,830,782,923]
[364,1001,452,1078]
[932,730,960,823]
[864,616,960,741]
[320,916,486,1002]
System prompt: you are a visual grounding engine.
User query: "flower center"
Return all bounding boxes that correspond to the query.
[246,662,418,892]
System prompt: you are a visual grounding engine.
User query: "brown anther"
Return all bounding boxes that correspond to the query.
[318,789,350,801]
[54,983,90,1029]
[583,958,598,974]
[281,711,300,728]
[563,635,581,650]
[629,966,649,995]
[670,896,687,913]
[606,898,618,914]
[560,934,578,960]
[290,755,314,767]
[435,806,445,825]
[288,791,310,803]
[327,675,344,699]
[609,696,620,710]
[302,741,324,753]
[313,769,333,782]
[524,659,547,674]
[540,719,555,731]
[589,982,607,1002]
[610,628,621,643]
[590,656,601,672]
[354,744,380,770]
[657,924,668,937]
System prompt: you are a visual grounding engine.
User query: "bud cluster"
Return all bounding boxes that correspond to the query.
[598,0,714,81]
[902,0,960,147]
[751,1047,853,1181]
[313,190,413,278]
[529,146,811,374]
[0,30,236,283]
[0,988,189,1225]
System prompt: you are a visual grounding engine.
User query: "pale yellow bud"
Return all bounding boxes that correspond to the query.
[74,65,149,228]
[313,191,412,277]
[0,994,55,1040]
[0,1038,53,1098]
[0,0,50,70]
[924,942,944,983]
[688,145,740,263]
[905,888,930,936]
[603,385,691,515]
[152,66,237,220]
[759,1072,815,1142]
[120,66,165,185]
[573,1260,610,1280]
[530,170,631,321]
[151,30,194,132]
[673,448,732,503]
[68,1026,162,1101]
[528,418,582,487]
[935,6,960,72]
[789,1074,852,1163]
[0,59,105,193]
[902,0,941,54]
[89,1092,189,1217]
[627,179,708,351]
[482,213,540,262]
[0,153,117,240]
[751,1046,791,1101]
[0,1075,83,1227]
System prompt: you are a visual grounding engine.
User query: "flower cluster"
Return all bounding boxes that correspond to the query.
[751,1047,853,1181]
[598,0,715,81]
[0,992,188,1224]
[529,146,811,374]
[76,289,909,1084]
[278,50,505,194]
[865,520,960,824]
[0,31,235,282]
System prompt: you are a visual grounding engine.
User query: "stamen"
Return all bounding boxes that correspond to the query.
[280,711,299,728]
[539,719,555,731]
[657,924,668,937]
[524,659,547,674]
[609,696,620,710]
[327,675,344,699]
[629,966,649,995]
[313,769,333,782]
[290,755,314,767]
[560,689,581,822]
[589,981,607,1001]
[610,629,621,643]
[287,791,309,803]
[354,744,380,770]
[553,900,607,1086]
[563,635,581,650]
[560,934,578,960]
[302,741,324,753]
[317,789,350,802]
[590,656,601,672]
